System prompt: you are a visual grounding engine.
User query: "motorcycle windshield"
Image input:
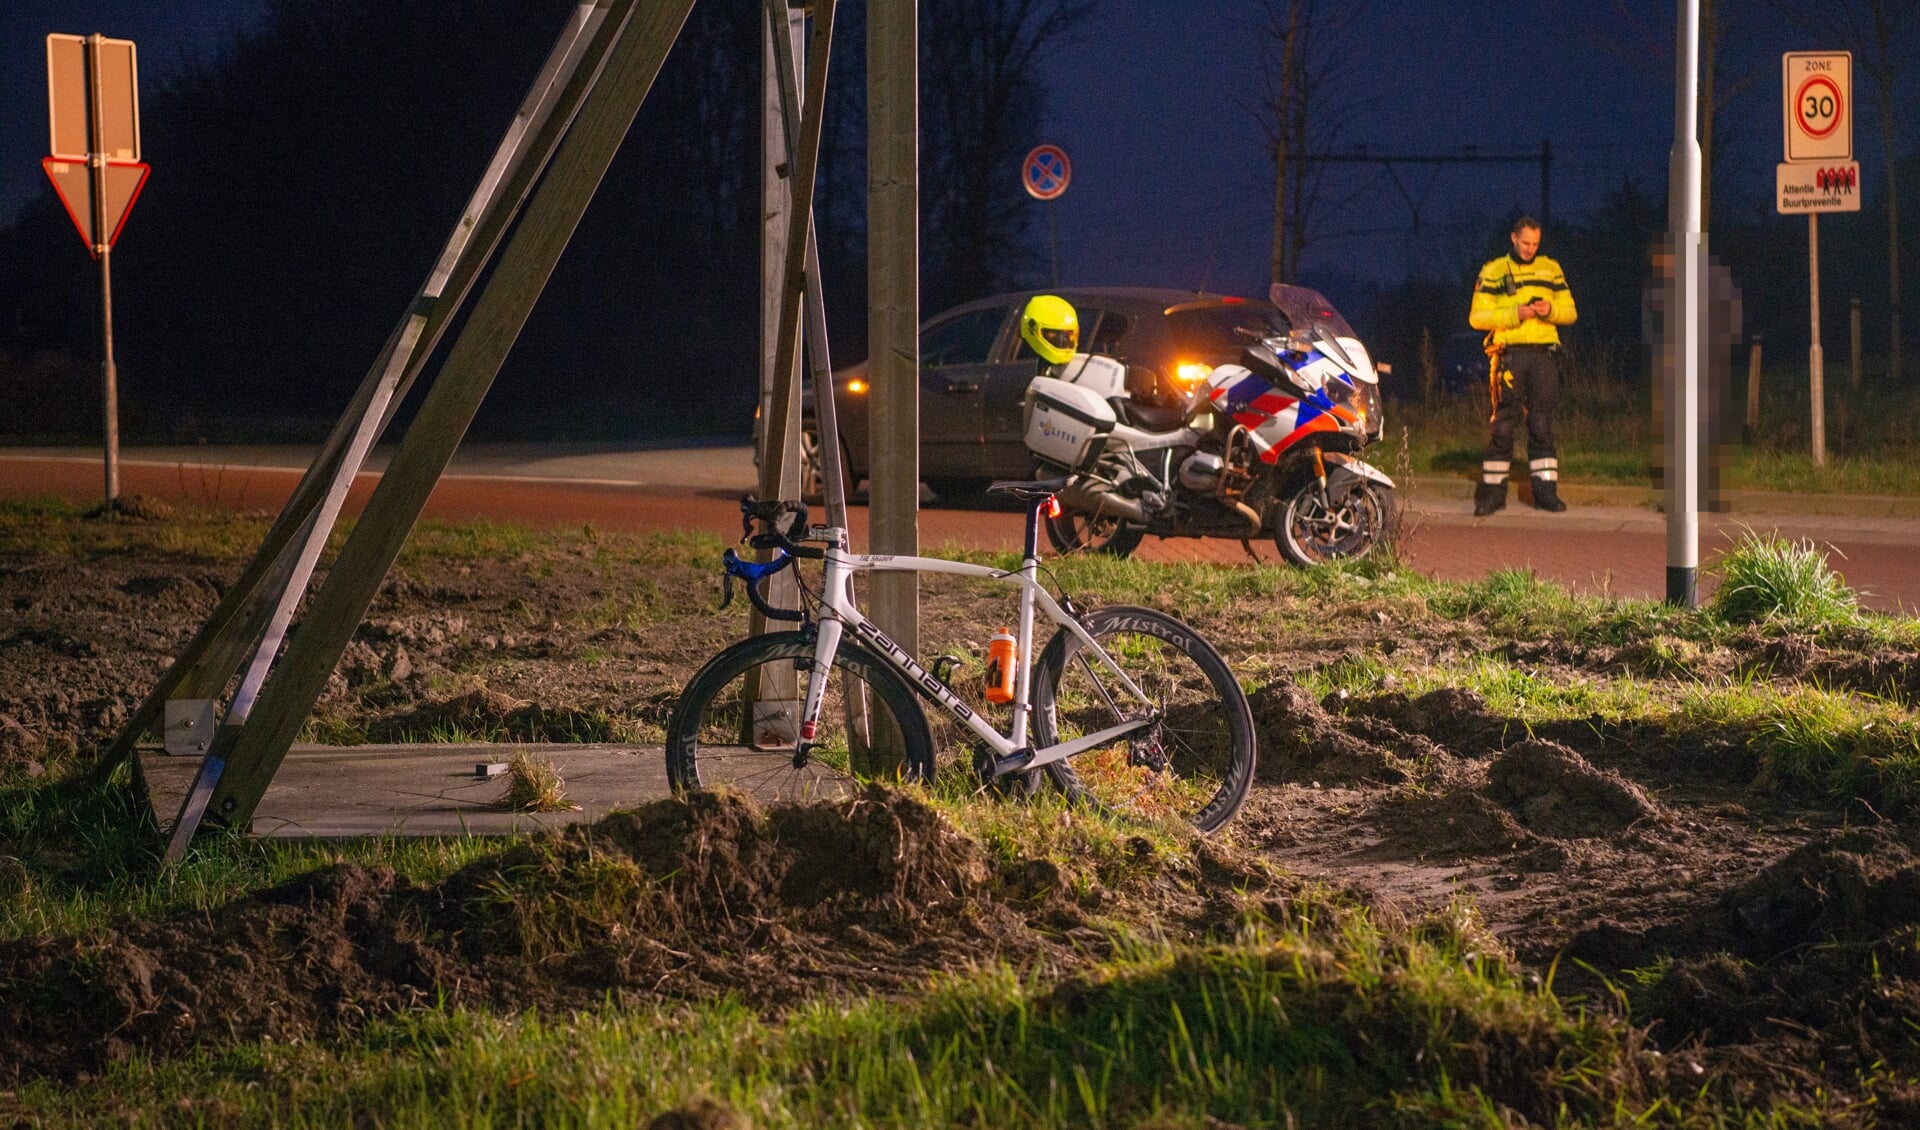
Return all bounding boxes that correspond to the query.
[1268,284,1359,371]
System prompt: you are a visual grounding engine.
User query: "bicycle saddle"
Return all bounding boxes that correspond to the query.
[986,477,1068,500]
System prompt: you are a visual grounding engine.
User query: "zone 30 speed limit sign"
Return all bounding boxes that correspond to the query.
[1783,51,1851,163]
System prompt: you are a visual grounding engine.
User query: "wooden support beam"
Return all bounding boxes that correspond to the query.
[196,0,697,835]
[100,2,621,795]
[756,0,837,509]
[761,0,849,528]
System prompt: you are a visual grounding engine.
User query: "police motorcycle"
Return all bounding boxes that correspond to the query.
[1022,284,1395,566]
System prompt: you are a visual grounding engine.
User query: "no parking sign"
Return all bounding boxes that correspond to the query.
[1022,144,1070,201]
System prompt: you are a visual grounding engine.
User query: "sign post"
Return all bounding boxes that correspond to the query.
[45,33,146,513]
[1779,51,1854,470]
[1022,144,1070,286]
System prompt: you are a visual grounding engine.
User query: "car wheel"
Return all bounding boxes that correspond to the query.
[800,421,856,507]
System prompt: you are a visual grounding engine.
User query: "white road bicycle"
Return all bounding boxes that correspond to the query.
[665,482,1257,833]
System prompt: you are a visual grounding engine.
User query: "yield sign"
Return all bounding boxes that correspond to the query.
[42,157,150,257]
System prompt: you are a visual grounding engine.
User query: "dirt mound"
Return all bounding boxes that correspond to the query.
[369,688,624,743]
[1373,790,1537,860]
[1345,687,1507,755]
[1621,828,1920,1063]
[1813,647,1920,699]
[0,863,445,1081]
[646,1097,752,1130]
[0,788,1026,1083]
[1484,740,1660,838]
[565,787,990,929]
[1246,681,1421,786]
[1725,627,1920,699]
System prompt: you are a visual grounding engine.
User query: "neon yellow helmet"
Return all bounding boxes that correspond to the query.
[1020,294,1079,365]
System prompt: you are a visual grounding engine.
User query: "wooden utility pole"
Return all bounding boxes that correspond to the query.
[868,0,919,666]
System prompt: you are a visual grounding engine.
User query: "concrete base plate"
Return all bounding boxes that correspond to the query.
[139,743,672,838]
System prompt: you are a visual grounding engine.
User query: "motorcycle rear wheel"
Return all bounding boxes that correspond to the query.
[1275,478,1394,566]
[1037,468,1147,557]
[1044,507,1147,558]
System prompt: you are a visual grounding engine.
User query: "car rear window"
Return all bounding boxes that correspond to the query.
[1165,301,1280,357]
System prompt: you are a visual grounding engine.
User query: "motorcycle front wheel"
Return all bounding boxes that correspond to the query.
[1275,478,1395,566]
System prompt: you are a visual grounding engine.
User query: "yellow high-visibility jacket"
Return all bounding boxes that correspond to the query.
[1469,252,1578,346]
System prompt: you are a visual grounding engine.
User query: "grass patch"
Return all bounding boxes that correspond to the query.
[0,768,499,941]
[0,910,1728,1128]
[1398,355,1920,495]
[1709,531,1860,629]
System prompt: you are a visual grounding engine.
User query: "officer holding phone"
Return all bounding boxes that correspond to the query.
[1469,216,1579,515]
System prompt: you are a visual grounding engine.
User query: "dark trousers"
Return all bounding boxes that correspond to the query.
[1482,345,1559,481]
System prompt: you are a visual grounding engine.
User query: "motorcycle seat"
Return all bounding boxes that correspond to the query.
[1119,398,1189,434]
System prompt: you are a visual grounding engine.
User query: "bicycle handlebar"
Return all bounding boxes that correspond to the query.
[739,495,824,559]
[721,495,831,621]
[720,548,805,621]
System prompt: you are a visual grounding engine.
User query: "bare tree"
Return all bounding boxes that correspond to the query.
[1586,0,1758,229]
[1257,0,1363,286]
[918,0,1094,310]
[1770,0,1919,381]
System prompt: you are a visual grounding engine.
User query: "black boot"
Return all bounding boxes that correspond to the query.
[1531,477,1567,512]
[1473,481,1507,516]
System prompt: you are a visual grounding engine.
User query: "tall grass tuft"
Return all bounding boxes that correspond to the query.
[500,751,575,812]
[1708,531,1858,629]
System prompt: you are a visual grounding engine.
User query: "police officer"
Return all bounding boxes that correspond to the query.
[1470,216,1578,515]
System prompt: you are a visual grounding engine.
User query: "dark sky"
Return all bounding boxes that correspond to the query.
[1041,0,1875,299]
[1,1,1904,297]
[1,0,264,223]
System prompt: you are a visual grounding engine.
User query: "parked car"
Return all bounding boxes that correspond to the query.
[800,287,1278,500]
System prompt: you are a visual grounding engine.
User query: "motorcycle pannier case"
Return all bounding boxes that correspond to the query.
[1024,376,1116,471]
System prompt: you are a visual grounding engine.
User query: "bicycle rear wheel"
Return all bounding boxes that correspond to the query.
[666,631,935,801]
[1031,606,1256,833]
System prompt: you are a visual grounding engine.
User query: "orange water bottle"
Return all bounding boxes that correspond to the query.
[984,628,1018,704]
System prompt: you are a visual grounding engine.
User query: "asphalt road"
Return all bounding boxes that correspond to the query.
[4,444,1917,612]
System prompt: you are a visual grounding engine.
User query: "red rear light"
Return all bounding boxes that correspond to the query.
[1045,495,1062,519]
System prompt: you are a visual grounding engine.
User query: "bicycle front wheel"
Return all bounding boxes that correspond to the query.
[666,631,935,802]
[1032,606,1256,833]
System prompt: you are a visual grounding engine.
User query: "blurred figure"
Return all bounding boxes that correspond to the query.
[1469,216,1579,515]
[1644,245,1742,511]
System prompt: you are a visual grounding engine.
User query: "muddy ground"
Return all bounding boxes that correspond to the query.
[6,503,1920,1113]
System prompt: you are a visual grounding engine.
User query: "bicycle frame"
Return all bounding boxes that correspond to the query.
[795,514,1158,775]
